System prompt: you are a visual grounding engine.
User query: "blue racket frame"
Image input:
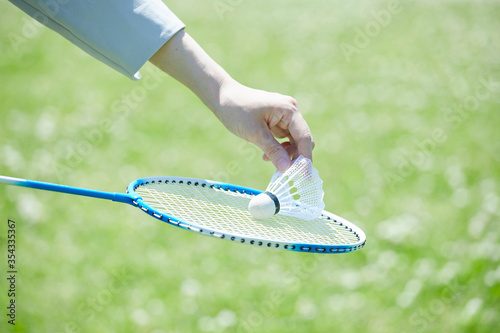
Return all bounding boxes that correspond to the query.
[0,175,366,253]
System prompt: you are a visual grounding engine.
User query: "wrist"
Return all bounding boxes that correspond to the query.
[208,75,239,116]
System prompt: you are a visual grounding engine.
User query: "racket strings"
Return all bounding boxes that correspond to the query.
[134,181,360,246]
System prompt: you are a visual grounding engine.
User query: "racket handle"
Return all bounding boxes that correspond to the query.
[0,176,25,187]
[0,175,135,204]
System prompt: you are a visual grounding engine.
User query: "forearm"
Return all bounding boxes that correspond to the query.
[149,30,232,112]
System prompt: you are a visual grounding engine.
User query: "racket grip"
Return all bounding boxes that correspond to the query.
[0,175,135,204]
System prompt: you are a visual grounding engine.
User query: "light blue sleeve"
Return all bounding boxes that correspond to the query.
[8,0,185,80]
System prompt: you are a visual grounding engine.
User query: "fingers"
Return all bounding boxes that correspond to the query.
[254,130,291,172]
[237,92,313,172]
[274,96,314,161]
[262,141,297,161]
[261,97,314,167]
[288,112,314,161]
[270,126,289,139]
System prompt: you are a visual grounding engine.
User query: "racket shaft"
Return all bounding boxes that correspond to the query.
[0,175,133,204]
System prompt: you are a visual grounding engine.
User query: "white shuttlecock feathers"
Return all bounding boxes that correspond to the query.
[248,155,325,220]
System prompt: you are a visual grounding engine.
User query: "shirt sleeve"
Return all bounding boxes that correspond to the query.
[8,0,185,80]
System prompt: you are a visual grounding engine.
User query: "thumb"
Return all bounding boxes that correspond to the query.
[255,130,291,172]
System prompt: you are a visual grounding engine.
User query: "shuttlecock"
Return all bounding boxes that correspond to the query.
[248,155,325,220]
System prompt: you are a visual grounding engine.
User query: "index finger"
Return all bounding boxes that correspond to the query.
[288,112,314,161]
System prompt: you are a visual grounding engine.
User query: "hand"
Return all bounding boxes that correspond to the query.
[150,31,314,172]
[213,79,315,172]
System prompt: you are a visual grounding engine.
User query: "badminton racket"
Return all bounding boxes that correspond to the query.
[0,175,366,253]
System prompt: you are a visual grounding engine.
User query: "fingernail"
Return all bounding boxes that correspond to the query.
[277,158,290,172]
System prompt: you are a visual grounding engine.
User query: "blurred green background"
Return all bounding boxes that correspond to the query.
[1,0,499,332]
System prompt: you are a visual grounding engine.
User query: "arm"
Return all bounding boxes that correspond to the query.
[9,0,312,171]
[149,30,314,172]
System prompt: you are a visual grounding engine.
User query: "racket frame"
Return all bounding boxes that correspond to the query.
[127,176,366,254]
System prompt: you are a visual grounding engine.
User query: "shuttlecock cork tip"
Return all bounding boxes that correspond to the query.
[248,191,280,219]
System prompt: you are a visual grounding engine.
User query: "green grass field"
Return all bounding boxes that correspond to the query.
[1,0,499,332]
